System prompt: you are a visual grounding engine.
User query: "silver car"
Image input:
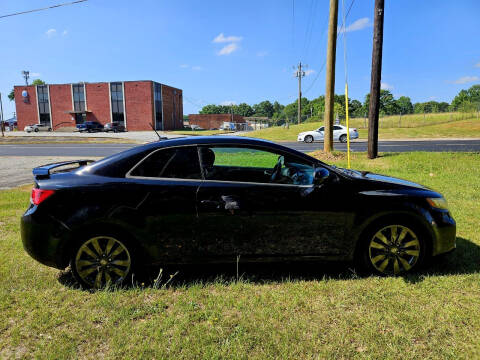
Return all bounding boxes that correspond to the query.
[24,124,52,133]
[297,125,358,143]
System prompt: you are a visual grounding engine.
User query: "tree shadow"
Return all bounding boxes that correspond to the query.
[57,237,480,290]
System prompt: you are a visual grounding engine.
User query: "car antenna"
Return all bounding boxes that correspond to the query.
[149,122,164,141]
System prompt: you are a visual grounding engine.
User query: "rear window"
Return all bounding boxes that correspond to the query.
[130,146,202,179]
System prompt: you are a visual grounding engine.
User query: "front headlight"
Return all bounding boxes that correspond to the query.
[427,197,449,210]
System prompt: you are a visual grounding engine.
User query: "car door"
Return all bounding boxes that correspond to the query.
[125,145,203,263]
[195,145,349,261]
[314,127,325,141]
[333,125,343,140]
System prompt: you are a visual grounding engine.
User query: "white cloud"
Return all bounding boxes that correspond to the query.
[30,72,41,77]
[179,64,189,68]
[338,17,372,34]
[45,28,57,38]
[305,69,315,76]
[257,51,268,57]
[474,62,480,68]
[218,43,239,55]
[180,64,203,70]
[213,33,243,43]
[62,30,68,36]
[191,66,203,71]
[220,100,237,106]
[381,82,394,90]
[453,76,480,84]
[428,96,437,100]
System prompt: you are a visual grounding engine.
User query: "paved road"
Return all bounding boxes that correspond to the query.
[1,139,480,157]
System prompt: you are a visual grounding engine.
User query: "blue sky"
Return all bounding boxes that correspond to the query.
[1,0,480,118]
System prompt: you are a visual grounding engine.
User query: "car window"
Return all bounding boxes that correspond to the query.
[130,146,202,179]
[199,146,314,185]
[333,126,342,130]
[318,127,324,131]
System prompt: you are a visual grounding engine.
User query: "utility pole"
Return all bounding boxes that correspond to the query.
[367,0,385,159]
[0,92,4,137]
[295,62,306,124]
[324,0,338,153]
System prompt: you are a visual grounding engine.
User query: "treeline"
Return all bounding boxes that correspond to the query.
[198,85,480,120]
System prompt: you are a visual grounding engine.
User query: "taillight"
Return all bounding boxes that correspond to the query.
[31,188,55,205]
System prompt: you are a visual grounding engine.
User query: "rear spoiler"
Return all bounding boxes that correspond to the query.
[33,160,95,180]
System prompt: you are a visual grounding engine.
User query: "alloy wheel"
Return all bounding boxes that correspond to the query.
[368,225,420,275]
[74,236,131,288]
[305,135,313,143]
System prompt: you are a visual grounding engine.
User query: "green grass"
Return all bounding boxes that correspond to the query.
[1,152,480,358]
[244,113,480,141]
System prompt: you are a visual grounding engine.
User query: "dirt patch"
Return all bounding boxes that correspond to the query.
[308,151,347,162]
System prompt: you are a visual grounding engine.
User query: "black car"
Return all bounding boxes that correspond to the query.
[104,122,126,133]
[21,136,456,288]
[77,121,104,133]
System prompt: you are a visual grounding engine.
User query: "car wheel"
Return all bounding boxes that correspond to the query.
[71,235,133,289]
[34,128,39,132]
[358,223,426,276]
[304,135,314,143]
[339,134,347,143]
[48,128,52,132]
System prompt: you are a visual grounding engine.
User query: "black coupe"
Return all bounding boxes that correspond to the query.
[21,136,456,288]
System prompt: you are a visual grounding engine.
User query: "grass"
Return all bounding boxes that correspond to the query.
[1,152,480,358]
[244,112,480,142]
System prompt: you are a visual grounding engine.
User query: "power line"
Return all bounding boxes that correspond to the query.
[0,0,87,19]
[303,0,356,95]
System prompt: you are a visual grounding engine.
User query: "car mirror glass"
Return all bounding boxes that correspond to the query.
[314,168,329,185]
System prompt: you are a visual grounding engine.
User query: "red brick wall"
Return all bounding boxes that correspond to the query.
[85,83,111,125]
[49,84,74,129]
[188,114,245,129]
[161,85,183,130]
[14,86,38,130]
[124,81,154,131]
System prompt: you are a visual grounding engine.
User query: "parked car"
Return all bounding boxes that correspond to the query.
[21,136,456,288]
[104,122,126,133]
[24,124,52,133]
[77,121,104,133]
[298,125,359,143]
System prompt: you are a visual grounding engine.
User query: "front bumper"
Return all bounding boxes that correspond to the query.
[430,209,456,256]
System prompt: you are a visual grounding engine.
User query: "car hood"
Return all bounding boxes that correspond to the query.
[339,168,429,190]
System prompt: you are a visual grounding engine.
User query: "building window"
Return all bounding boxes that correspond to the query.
[72,84,85,112]
[154,82,163,130]
[110,82,125,125]
[37,85,50,126]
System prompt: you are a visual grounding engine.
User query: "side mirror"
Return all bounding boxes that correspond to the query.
[314,168,330,185]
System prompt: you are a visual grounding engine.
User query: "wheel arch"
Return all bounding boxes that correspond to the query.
[351,211,434,261]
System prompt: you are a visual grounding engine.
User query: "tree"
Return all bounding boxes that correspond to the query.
[234,103,254,117]
[395,96,413,114]
[8,79,46,101]
[451,84,480,112]
[349,99,364,117]
[252,100,274,118]
[199,104,221,114]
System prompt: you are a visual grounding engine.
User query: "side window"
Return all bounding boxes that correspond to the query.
[130,146,202,179]
[333,126,342,130]
[318,127,324,132]
[198,146,314,185]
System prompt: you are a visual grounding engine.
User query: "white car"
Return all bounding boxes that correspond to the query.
[297,125,358,143]
[24,124,52,133]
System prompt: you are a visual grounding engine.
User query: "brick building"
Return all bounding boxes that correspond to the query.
[188,114,245,130]
[14,80,183,131]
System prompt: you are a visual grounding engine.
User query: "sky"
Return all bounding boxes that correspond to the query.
[1,0,480,119]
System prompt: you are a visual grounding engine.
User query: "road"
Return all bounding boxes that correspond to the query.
[1,139,480,157]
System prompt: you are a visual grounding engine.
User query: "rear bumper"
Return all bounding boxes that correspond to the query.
[21,207,71,270]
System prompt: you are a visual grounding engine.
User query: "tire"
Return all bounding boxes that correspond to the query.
[48,128,52,132]
[71,235,133,289]
[339,134,347,143]
[304,135,314,143]
[34,128,39,132]
[356,222,426,276]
